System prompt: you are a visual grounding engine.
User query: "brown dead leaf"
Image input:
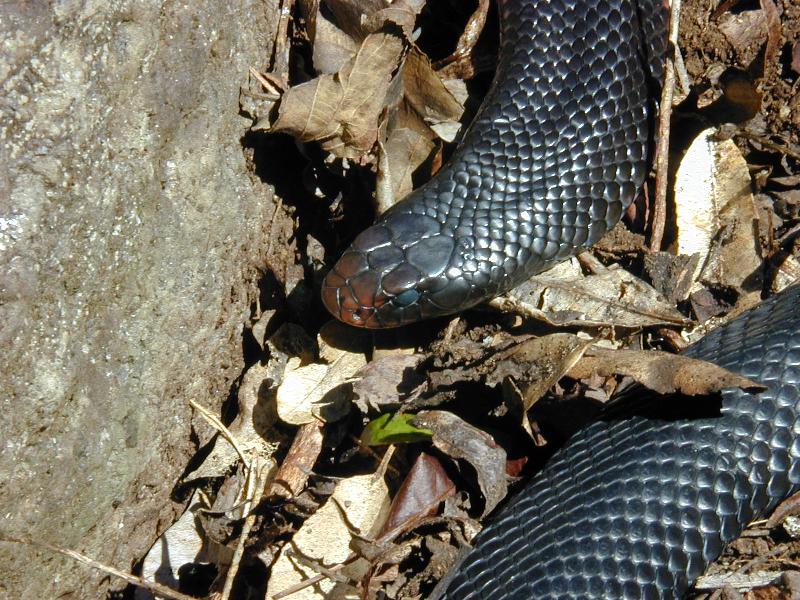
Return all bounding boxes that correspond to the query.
[486,333,591,407]
[352,353,423,413]
[568,347,766,396]
[403,47,465,143]
[377,125,437,208]
[260,32,405,159]
[366,0,427,38]
[313,13,359,75]
[503,259,687,328]
[412,410,506,517]
[377,453,455,538]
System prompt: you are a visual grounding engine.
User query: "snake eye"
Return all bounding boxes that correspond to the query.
[393,288,420,307]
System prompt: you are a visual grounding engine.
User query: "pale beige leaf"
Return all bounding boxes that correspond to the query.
[276,351,365,425]
[675,128,762,293]
[265,473,391,600]
[504,259,687,328]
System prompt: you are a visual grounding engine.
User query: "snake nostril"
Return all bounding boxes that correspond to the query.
[393,288,421,307]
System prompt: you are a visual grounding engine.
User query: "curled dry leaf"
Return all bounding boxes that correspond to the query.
[413,410,507,517]
[259,32,405,160]
[503,259,687,328]
[366,0,427,38]
[265,472,391,600]
[568,347,766,396]
[378,452,456,538]
[674,128,762,296]
[140,490,234,593]
[486,333,591,407]
[403,48,466,143]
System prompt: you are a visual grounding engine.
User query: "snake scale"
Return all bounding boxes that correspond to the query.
[319,1,800,597]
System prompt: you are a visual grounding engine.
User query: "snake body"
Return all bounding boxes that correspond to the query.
[319,0,800,597]
[322,0,666,328]
[440,284,800,598]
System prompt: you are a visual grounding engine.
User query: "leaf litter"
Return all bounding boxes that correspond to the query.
[124,1,800,599]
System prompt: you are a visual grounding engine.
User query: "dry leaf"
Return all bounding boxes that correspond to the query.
[313,13,359,75]
[184,359,280,481]
[504,259,687,327]
[402,47,465,142]
[140,490,233,594]
[276,354,362,425]
[366,0,427,37]
[674,128,762,295]
[260,32,405,159]
[265,472,391,600]
[568,347,766,396]
[413,410,507,517]
[352,353,423,413]
[378,126,437,207]
[486,333,590,405]
[377,452,455,538]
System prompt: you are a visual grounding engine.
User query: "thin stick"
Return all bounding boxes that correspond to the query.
[650,0,681,252]
[221,458,272,599]
[0,537,198,600]
[188,399,250,469]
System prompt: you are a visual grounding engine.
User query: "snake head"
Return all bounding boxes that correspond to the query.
[322,214,475,328]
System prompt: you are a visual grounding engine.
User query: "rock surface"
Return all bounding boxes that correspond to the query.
[0,1,280,596]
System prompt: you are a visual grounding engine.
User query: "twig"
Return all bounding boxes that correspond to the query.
[0,536,198,600]
[736,130,800,163]
[188,399,250,469]
[650,0,682,252]
[221,458,273,600]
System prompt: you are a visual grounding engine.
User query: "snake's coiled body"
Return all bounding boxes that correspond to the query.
[441,285,800,599]
[319,0,800,597]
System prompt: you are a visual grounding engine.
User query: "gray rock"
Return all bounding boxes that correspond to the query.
[0,1,280,596]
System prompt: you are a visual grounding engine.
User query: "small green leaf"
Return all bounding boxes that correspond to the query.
[361,413,433,446]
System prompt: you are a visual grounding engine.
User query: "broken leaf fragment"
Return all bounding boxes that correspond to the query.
[413,410,507,517]
[361,412,433,446]
[265,472,391,600]
[568,347,766,396]
[674,127,762,296]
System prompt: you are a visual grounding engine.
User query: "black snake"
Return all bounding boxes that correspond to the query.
[319,0,800,597]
